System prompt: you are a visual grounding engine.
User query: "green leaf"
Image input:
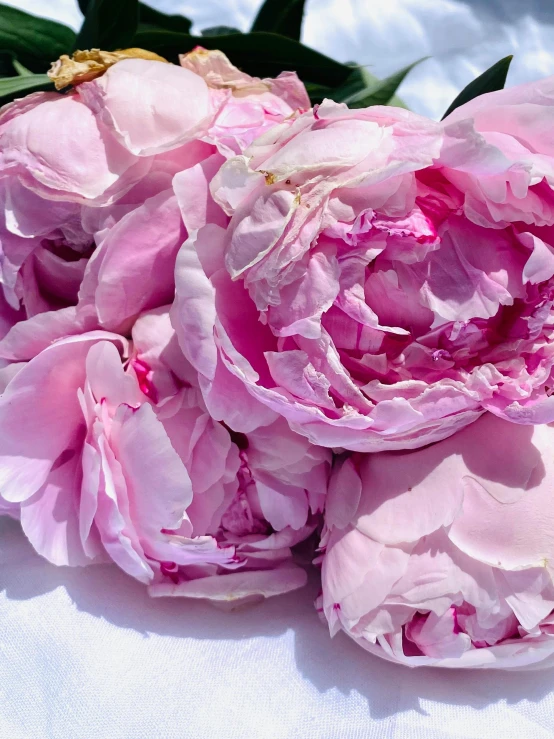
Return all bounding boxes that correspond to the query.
[441,55,513,120]
[201,26,242,37]
[0,3,76,73]
[304,81,334,103]
[77,0,139,51]
[77,0,91,13]
[132,30,351,87]
[138,4,192,34]
[12,58,32,76]
[340,59,425,109]
[306,64,412,108]
[0,73,52,106]
[330,65,380,102]
[251,0,306,41]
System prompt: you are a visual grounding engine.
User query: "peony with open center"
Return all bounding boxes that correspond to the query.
[174,77,554,451]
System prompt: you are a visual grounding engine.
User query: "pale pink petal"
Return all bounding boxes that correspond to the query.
[20,447,95,566]
[89,191,185,333]
[0,332,125,502]
[149,563,307,603]
[79,59,213,156]
[0,92,139,200]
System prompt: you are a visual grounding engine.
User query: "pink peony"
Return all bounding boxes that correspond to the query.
[0,60,206,325]
[318,413,554,669]
[0,308,329,603]
[0,52,308,346]
[175,78,554,452]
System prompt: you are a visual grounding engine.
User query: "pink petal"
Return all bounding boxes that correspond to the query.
[0,92,139,200]
[78,59,213,156]
[0,332,125,502]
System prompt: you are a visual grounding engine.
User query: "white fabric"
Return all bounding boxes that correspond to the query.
[2,1,554,737]
[3,517,554,739]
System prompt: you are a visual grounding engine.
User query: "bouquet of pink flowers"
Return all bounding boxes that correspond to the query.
[2,0,554,670]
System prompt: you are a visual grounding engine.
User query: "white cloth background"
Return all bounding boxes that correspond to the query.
[2,1,554,737]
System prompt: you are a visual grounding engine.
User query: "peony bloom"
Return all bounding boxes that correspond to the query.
[0,308,329,603]
[0,59,208,326]
[318,413,554,669]
[177,78,554,452]
[132,308,330,602]
[0,52,308,344]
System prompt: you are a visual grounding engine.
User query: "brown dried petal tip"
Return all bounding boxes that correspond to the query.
[48,48,168,90]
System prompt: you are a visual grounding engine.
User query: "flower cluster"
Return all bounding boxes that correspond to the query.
[0,50,328,604]
[2,49,554,667]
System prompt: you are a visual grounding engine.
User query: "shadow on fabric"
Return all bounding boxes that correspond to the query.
[2,516,553,721]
